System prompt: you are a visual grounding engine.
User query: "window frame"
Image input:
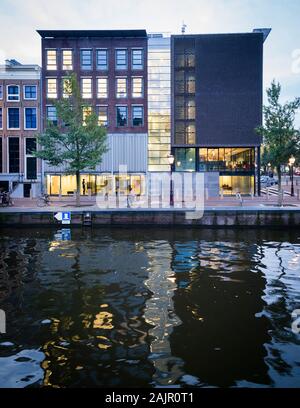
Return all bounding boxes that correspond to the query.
[131,48,143,70]
[96,77,108,99]
[62,49,73,70]
[115,49,128,70]
[80,49,93,71]
[96,49,108,70]
[96,105,108,127]
[8,136,20,173]
[46,105,58,126]
[0,84,3,100]
[7,107,20,130]
[116,77,127,98]
[24,107,38,130]
[7,84,20,102]
[0,107,2,130]
[81,77,93,99]
[132,77,143,98]
[46,77,58,99]
[46,49,57,71]
[116,105,128,127]
[132,105,144,127]
[23,84,37,100]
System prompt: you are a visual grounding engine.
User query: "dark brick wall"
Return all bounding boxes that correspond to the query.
[41,36,148,133]
[172,33,263,147]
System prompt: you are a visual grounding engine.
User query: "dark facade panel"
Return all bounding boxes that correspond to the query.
[37,30,147,38]
[172,33,264,147]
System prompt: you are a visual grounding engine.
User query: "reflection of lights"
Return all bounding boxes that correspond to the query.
[93,311,114,330]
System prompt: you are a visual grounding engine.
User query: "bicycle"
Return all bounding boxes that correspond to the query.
[36,194,51,207]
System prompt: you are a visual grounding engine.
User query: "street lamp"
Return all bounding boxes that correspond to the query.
[289,155,296,197]
[167,154,175,207]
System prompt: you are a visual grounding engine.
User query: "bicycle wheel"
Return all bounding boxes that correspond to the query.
[37,198,46,207]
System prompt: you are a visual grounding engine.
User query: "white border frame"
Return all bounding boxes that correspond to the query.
[24,107,38,131]
[6,84,20,102]
[7,107,20,130]
[23,84,37,101]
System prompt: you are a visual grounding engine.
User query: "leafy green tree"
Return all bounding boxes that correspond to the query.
[35,74,107,206]
[256,80,300,190]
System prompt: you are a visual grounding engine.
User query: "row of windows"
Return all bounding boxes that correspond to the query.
[46,77,144,99]
[46,48,144,71]
[0,84,37,101]
[0,107,37,130]
[46,105,144,128]
[0,137,37,177]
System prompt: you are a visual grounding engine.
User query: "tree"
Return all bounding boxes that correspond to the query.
[35,74,108,206]
[256,80,300,191]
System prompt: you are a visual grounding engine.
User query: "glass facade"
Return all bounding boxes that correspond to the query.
[220,175,254,195]
[148,34,171,171]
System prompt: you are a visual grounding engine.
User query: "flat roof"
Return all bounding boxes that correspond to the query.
[37,29,147,39]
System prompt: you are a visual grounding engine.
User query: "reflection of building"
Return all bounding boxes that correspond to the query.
[171,30,271,195]
[37,30,148,196]
[0,59,41,197]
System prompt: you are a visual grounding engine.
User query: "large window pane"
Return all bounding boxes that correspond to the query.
[96,106,108,126]
[7,85,19,101]
[174,148,196,171]
[46,50,57,70]
[116,106,127,126]
[46,78,57,98]
[9,137,19,173]
[25,108,37,129]
[81,49,92,70]
[62,50,73,70]
[116,78,127,98]
[132,49,143,69]
[97,78,108,98]
[8,108,19,129]
[116,49,127,70]
[132,106,143,126]
[81,78,92,99]
[96,49,108,70]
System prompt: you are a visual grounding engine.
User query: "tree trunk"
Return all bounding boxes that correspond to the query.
[76,170,81,207]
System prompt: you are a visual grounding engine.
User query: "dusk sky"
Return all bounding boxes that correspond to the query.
[1,0,299,124]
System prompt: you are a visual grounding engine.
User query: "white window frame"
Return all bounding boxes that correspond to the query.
[0,107,3,130]
[131,48,144,70]
[0,84,3,100]
[24,137,37,181]
[81,77,93,99]
[80,49,93,71]
[46,104,58,124]
[116,105,128,127]
[6,84,20,102]
[96,105,108,127]
[132,104,144,127]
[46,77,58,99]
[132,77,143,98]
[24,107,38,130]
[7,107,20,130]
[96,77,108,98]
[46,49,57,71]
[96,49,108,70]
[116,77,127,98]
[62,49,73,70]
[115,49,128,70]
[23,84,37,101]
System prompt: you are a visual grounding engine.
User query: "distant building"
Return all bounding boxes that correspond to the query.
[37,30,148,196]
[0,59,41,198]
[170,29,271,196]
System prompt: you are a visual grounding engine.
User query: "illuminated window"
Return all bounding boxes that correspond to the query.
[62,50,73,70]
[46,50,57,70]
[116,49,127,70]
[96,105,108,126]
[62,78,72,98]
[132,49,143,69]
[81,49,92,70]
[82,106,92,125]
[116,78,127,98]
[96,49,108,70]
[132,77,143,98]
[97,77,108,98]
[81,78,92,99]
[46,78,57,98]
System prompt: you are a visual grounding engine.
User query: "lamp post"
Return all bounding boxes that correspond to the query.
[267,162,271,176]
[289,156,295,197]
[167,154,175,207]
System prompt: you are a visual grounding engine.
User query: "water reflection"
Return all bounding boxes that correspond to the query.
[0,228,300,388]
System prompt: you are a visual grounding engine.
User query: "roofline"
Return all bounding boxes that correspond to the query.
[37,29,148,39]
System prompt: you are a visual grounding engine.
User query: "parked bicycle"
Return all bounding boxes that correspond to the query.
[0,191,13,207]
[36,193,51,207]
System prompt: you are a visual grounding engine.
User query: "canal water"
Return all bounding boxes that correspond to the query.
[0,228,300,388]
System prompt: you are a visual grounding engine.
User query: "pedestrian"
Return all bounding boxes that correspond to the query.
[82,179,86,195]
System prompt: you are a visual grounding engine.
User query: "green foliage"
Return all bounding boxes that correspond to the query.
[35,73,108,174]
[256,80,300,186]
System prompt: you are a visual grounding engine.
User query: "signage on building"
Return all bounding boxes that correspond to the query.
[54,212,71,224]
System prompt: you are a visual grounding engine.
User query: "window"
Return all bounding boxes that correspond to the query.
[0,108,2,129]
[132,77,143,98]
[0,84,3,99]
[81,49,92,70]
[132,49,143,69]
[46,78,57,98]
[116,78,127,98]
[0,137,2,173]
[46,106,57,125]
[24,108,37,129]
[62,50,73,70]
[116,49,127,70]
[7,108,19,129]
[9,137,19,173]
[26,138,37,154]
[174,148,196,172]
[24,85,37,100]
[97,77,108,98]
[46,50,57,70]
[96,106,108,126]
[81,78,92,99]
[116,106,127,126]
[7,85,19,101]
[132,106,143,126]
[82,106,92,125]
[62,78,72,98]
[25,138,37,180]
[96,49,108,70]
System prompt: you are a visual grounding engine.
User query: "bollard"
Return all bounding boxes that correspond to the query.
[297,189,300,201]
[266,187,269,200]
[220,188,224,199]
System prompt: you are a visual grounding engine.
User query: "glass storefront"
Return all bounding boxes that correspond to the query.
[174,148,196,171]
[46,174,145,196]
[219,175,254,195]
[199,147,254,172]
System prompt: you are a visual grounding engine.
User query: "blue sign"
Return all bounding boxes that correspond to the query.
[62,212,71,221]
